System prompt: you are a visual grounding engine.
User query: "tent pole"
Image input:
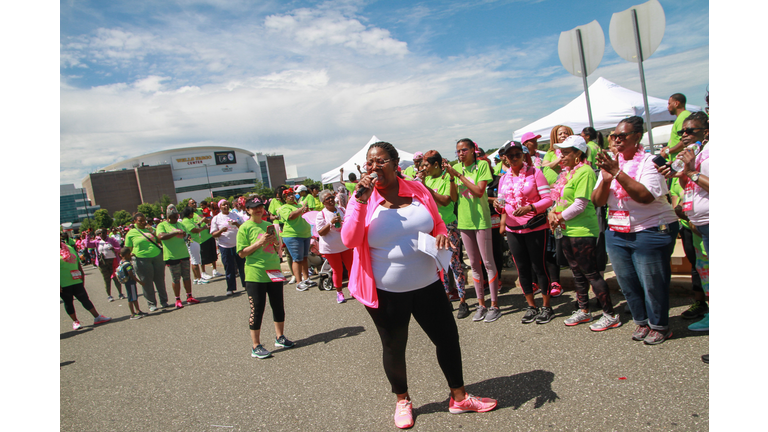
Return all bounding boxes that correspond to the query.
[576,29,594,129]
[632,9,654,150]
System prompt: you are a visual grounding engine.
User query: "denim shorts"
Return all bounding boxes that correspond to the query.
[283,237,311,261]
[125,281,139,302]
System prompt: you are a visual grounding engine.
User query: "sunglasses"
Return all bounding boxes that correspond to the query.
[506,152,524,159]
[613,132,637,140]
[676,127,706,137]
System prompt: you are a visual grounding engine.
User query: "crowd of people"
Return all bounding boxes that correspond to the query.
[60,92,709,429]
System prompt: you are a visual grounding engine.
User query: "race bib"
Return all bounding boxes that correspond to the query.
[70,270,83,280]
[682,184,694,212]
[608,210,631,233]
[266,270,286,282]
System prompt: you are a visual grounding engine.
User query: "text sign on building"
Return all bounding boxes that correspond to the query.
[214,151,237,165]
[172,153,216,170]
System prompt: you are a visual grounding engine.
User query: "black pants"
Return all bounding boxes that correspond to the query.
[507,229,551,295]
[680,227,703,293]
[365,280,464,395]
[245,281,285,330]
[560,236,614,315]
[61,282,94,315]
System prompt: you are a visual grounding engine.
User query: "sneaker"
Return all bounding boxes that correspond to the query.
[275,335,295,348]
[688,313,709,331]
[200,272,212,280]
[175,299,184,309]
[589,313,623,332]
[72,320,81,331]
[130,313,143,320]
[394,399,414,429]
[447,291,460,301]
[296,282,309,292]
[212,270,224,277]
[149,305,159,312]
[161,303,171,308]
[472,305,487,322]
[185,295,201,305]
[308,267,316,276]
[195,279,209,284]
[681,300,708,319]
[448,394,498,414]
[287,276,297,284]
[564,310,593,326]
[93,315,111,325]
[456,302,470,319]
[484,307,501,323]
[337,292,346,304]
[632,325,651,341]
[531,283,541,295]
[701,354,709,364]
[118,294,127,300]
[643,328,673,345]
[549,282,562,297]
[251,344,272,359]
[305,280,318,287]
[138,311,149,317]
[226,290,234,296]
[107,296,114,302]
[536,306,554,324]
[521,306,540,324]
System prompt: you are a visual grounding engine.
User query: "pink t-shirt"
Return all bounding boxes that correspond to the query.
[316,207,348,254]
[498,166,552,234]
[685,145,709,226]
[594,153,678,232]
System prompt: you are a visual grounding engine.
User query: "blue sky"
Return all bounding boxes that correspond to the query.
[59,0,709,186]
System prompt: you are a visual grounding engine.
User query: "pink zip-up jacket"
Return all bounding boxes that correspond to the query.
[341,177,447,308]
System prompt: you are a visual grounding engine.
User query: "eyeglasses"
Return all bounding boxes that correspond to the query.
[456,148,471,154]
[676,127,705,137]
[613,132,637,141]
[365,158,391,168]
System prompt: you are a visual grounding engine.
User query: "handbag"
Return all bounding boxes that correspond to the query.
[505,210,548,231]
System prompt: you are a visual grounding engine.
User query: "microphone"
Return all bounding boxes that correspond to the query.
[355,172,378,198]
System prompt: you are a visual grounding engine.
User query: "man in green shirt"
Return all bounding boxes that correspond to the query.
[660,93,691,162]
[339,165,362,194]
[402,152,423,180]
[187,198,223,279]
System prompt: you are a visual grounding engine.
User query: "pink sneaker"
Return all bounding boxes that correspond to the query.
[93,315,111,325]
[72,320,81,331]
[186,295,200,305]
[448,394,497,414]
[175,299,184,309]
[549,282,562,297]
[394,398,413,429]
[532,283,541,295]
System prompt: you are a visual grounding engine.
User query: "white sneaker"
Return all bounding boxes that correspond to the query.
[287,276,297,284]
[212,270,223,277]
[195,279,209,285]
[200,273,212,280]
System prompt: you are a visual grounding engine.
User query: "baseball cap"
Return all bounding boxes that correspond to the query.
[245,197,265,208]
[555,135,588,153]
[520,132,542,144]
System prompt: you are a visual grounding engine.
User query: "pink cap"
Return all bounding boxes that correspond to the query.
[520,132,542,144]
[413,152,424,160]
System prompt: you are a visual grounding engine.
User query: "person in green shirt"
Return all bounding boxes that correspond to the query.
[181,206,211,286]
[339,165,363,194]
[402,152,424,180]
[237,196,295,359]
[156,204,201,309]
[579,126,603,168]
[278,189,315,291]
[186,198,222,279]
[308,185,324,211]
[443,138,501,323]
[124,212,169,311]
[297,185,320,210]
[660,93,692,162]
[548,135,620,331]
[540,125,574,186]
[60,240,111,330]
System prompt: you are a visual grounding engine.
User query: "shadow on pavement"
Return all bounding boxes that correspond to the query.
[414,370,559,417]
[60,328,93,340]
[60,361,75,368]
[287,326,366,350]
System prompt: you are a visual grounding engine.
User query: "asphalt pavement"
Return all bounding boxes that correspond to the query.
[60,257,708,431]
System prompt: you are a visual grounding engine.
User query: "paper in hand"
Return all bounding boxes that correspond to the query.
[417,232,452,272]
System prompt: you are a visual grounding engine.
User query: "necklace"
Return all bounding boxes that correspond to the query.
[611,148,645,204]
[551,161,586,206]
[501,162,529,209]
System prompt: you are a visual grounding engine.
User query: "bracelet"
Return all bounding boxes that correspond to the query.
[530,204,535,213]
[449,177,455,183]
[356,198,368,205]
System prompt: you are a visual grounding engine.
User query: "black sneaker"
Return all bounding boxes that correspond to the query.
[701,354,709,364]
[275,335,296,348]
[536,307,554,324]
[456,302,470,319]
[681,300,708,320]
[521,306,540,324]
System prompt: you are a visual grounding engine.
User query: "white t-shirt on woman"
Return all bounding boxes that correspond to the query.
[367,198,439,293]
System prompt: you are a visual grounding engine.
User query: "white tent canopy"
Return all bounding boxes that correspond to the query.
[321,136,415,185]
[512,77,701,143]
[640,124,674,147]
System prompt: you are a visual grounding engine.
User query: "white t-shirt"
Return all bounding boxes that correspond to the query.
[594,153,678,232]
[210,211,244,248]
[367,197,439,292]
[316,207,348,254]
[97,240,117,260]
[686,145,709,226]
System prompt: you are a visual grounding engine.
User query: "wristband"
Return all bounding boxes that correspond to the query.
[356,198,368,205]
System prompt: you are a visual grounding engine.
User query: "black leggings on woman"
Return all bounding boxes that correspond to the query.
[365,280,464,395]
[506,229,551,295]
[560,236,615,315]
[61,283,94,315]
[245,281,285,330]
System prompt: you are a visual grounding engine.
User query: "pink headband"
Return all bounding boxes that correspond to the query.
[218,199,228,208]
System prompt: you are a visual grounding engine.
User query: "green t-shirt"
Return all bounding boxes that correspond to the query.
[542,150,560,185]
[268,199,283,218]
[669,178,691,230]
[60,245,83,287]
[345,182,356,194]
[554,164,599,238]
[586,141,600,166]
[300,194,323,211]
[180,217,204,243]
[278,203,312,238]
[236,220,281,283]
[156,221,191,261]
[402,165,417,179]
[124,227,162,259]
[424,172,457,225]
[667,110,692,162]
[191,208,213,243]
[493,162,508,176]
[453,160,492,230]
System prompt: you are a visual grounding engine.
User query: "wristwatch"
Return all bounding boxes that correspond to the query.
[689,172,700,183]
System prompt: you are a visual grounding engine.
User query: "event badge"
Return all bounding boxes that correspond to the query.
[266,270,286,282]
[608,210,631,233]
[70,270,83,280]
[682,185,694,212]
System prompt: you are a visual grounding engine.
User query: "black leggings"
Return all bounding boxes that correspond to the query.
[245,281,285,330]
[680,227,703,293]
[507,229,551,295]
[365,280,464,395]
[560,236,614,315]
[61,283,94,315]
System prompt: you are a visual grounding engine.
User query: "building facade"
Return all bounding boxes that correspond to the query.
[60,184,101,227]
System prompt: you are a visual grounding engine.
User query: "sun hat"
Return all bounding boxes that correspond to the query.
[520,132,542,144]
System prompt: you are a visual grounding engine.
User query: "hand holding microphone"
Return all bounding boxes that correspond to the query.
[355,172,378,200]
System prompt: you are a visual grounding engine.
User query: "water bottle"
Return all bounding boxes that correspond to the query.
[670,141,701,172]
[554,226,563,239]
[334,210,341,228]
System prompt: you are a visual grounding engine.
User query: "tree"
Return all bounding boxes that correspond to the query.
[93,209,113,230]
[78,218,94,233]
[179,198,191,210]
[112,210,132,228]
[159,194,173,212]
[251,181,274,200]
[137,203,161,220]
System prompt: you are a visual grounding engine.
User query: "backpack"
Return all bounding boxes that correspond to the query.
[116,260,132,284]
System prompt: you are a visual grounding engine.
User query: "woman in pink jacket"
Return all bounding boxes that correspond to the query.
[341,142,496,429]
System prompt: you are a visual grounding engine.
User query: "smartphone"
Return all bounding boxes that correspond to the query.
[266,225,276,237]
[652,155,676,174]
